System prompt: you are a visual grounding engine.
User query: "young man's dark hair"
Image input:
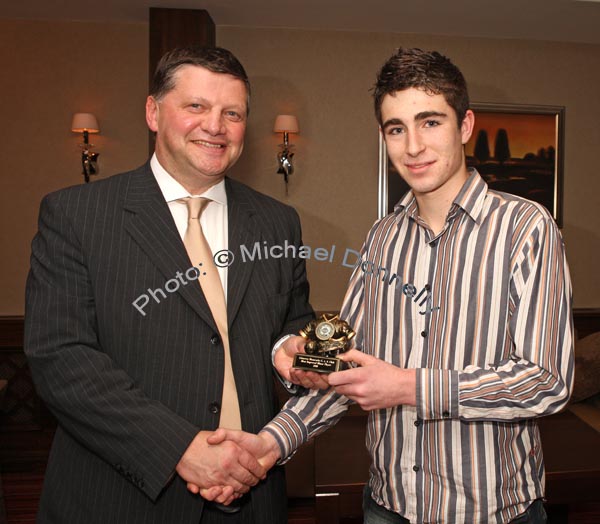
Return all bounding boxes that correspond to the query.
[150,45,251,110]
[373,47,469,128]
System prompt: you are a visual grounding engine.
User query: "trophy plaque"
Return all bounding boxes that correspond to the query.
[293,314,356,373]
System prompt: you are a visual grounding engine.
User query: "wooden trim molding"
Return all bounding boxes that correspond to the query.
[572,308,600,339]
[0,316,24,348]
[1,309,599,349]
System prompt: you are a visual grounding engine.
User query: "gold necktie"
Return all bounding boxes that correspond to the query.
[183,197,241,430]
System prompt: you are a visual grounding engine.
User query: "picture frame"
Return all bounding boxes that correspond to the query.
[378,103,565,226]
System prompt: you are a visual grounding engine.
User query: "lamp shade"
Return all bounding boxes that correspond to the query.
[71,113,100,133]
[273,114,299,133]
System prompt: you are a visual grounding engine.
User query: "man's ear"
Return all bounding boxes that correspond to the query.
[145,96,159,133]
[460,109,475,145]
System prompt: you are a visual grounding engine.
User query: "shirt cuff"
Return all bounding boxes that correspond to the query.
[262,410,309,464]
[416,368,459,421]
[272,334,300,394]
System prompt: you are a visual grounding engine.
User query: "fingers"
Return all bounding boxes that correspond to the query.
[187,482,201,495]
[281,335,306,357]
[215,437,265,487]
[176,432,259,492]
[328,365,363,387]
[214,485,236,505]
[289,369,331,389]
[186,430,283,503]
[198,485,237,505]
[337,349,371,365]
[235,447,267,482]
[205,431,265,486]
[274,336,306,381]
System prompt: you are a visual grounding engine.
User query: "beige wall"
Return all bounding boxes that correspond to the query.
[220,28,600,311]
[0,19,148,314]
[1,19,598,314]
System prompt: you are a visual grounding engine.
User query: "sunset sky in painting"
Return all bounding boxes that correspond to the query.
[465,112,557,159]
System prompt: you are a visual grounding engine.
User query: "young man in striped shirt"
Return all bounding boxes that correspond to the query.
[205,48,574,524]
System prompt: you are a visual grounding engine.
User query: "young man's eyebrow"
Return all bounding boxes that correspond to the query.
[381,117,405,130]
[415,110,448,121]
[382,111,448,130]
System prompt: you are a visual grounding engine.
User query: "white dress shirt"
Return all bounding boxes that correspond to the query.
[151,154,296,392]
[150,154,228,297]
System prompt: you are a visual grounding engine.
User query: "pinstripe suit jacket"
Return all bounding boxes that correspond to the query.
[24,163,313,523]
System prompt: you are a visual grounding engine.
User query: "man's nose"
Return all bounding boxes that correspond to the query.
[201,110,225,135]
[406,131,425,156]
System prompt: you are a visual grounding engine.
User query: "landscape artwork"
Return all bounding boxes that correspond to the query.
[379,104,564,226]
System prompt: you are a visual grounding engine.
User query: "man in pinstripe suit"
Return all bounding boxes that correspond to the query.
[24,46,312,523]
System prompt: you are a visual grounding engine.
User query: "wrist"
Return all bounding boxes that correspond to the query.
[259,430,281,464]
[272,334,295,366]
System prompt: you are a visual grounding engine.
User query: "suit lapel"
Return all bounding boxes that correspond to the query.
[122,164,218,331]
[226,178,259,327]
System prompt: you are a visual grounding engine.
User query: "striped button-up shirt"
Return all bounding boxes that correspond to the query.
[264,171,574,524]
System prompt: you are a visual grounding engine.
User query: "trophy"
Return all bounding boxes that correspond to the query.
[293,314,356,373]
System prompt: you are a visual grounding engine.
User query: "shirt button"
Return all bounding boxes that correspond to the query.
[413,465,420,472]
[414,419,421,427]
[430,240,437,248]
[421,331,427,337]
[443,411,450,418]
[210,334,220,346]
[209,402,220,414]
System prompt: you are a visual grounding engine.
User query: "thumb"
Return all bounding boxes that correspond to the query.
[282,335,306,356]
[337,349,372,366]
[206,428,228,445]
[208,429,251,448]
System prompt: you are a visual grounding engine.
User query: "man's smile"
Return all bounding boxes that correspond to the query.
[191,139,225,149]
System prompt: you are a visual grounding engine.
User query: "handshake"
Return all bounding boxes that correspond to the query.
[176,428,281,507]
[174,334,340,507]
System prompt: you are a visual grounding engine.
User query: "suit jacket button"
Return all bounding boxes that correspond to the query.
[210,334,221,346]
[209,402,220,414]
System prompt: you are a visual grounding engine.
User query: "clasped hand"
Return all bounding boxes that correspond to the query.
[177,429,280,506]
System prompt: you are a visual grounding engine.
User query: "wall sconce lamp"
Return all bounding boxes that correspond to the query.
[274,114,299,191]
[71,113,100,183]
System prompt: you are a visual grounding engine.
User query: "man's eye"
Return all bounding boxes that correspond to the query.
[387,127,405,135]
[424,120,440,128]
[225,111,243,122]
[189,104,204,110]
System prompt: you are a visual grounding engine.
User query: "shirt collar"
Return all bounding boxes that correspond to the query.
[450,169,487,224]
[394,168,487,224]
[150,153,227,206]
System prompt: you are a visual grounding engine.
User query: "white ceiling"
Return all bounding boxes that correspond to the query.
[4,0,600,45]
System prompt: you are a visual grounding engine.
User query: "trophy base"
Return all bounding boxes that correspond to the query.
[293,353,343,374]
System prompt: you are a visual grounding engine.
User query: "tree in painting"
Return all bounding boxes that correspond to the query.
[473,130,491,162]
[494,128,511,164]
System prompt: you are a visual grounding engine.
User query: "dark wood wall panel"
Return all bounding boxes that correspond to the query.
[148,7,215,87]
[148,8,216,154]
[0,317,23,348]
[573,308,600,339]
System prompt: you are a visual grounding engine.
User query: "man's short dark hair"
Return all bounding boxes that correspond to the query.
[373,48,469,128]
[150,45,250,111]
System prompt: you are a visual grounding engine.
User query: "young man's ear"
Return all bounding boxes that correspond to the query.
[460,109,475,145]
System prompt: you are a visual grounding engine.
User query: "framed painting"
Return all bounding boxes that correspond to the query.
[378,103,565,226]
